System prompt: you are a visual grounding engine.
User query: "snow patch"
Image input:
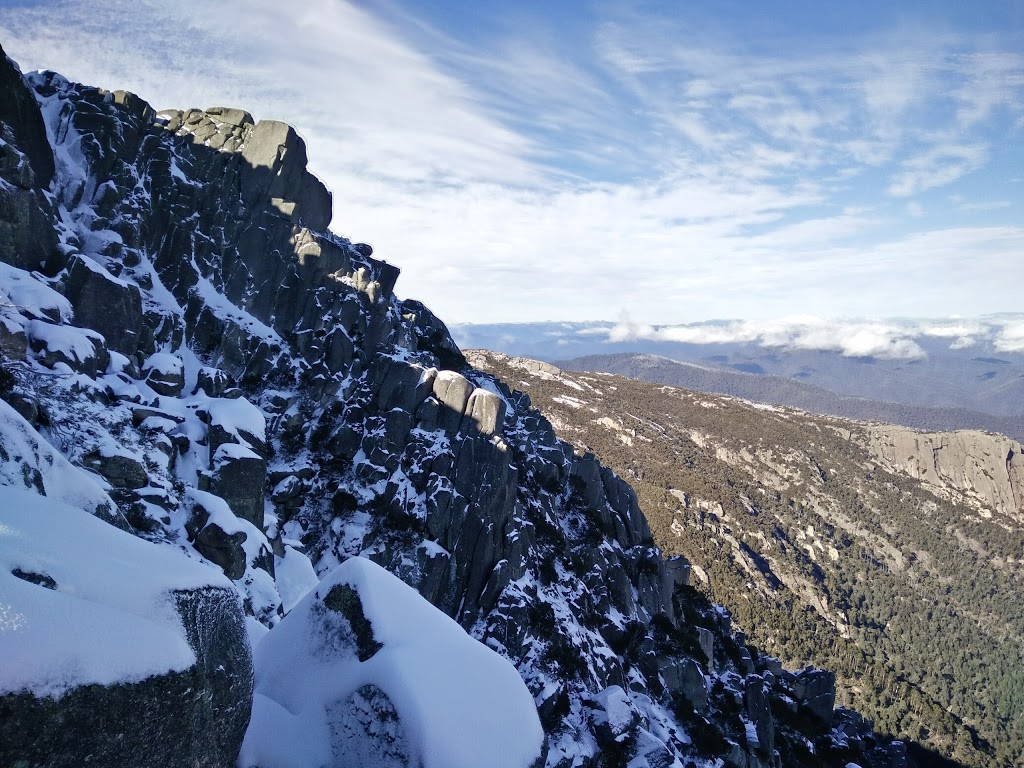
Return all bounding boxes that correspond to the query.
[0,486,231,697]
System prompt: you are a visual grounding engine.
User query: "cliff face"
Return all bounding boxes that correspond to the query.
[0,47,902,768]
[867,426,1024,521]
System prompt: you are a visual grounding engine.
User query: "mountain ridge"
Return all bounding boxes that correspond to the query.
[557,352,1024,441]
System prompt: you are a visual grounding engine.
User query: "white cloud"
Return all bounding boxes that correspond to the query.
[906,201,925,217]
[0,0,538,188]
[994,320,1024,353]
[887,143,989,197]
[0,1,1020,325]
[601,314,1024,359]
[605,316,928,360]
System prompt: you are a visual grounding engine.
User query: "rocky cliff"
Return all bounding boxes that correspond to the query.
[0,46,903,768]
[867,426,1024,521]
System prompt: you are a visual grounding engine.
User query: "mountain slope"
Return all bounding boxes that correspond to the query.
[468,350,1024,767]
[557,353,1024,441]
[0,47,905,768]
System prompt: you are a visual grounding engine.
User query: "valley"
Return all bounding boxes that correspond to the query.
[469,350,1024,767]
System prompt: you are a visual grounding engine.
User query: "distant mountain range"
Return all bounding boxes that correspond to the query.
[452,320,1024,438]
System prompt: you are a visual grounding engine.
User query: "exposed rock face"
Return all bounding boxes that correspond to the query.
[0,45,58,272]
[868,426,1024,519]
[0,53,903,768]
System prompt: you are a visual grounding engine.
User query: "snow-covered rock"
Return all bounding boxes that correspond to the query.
[241,556,545,768]
[0,486,252,767]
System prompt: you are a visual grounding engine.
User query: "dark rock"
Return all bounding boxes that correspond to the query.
[209,447,266,528]
[323,583,383,661]
[0,45,54,186]
[662,657,708,714]
[195,366,229,396]
[82,450,149,490]
[0,319,28,361]
[328,684,415,767]
[793,667,836,731]
[697,627,715,667]
[28,321,109,377]
[142,352,185,397]
[11,567,57,589]
[5,390,41,426]
[193,522,248,581]
[744,675,775,758]
[62,255,145,358]
[400,299,466,370]
[0,585,251,768]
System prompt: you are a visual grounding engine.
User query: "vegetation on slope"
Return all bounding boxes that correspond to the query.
[471,351,1024,768]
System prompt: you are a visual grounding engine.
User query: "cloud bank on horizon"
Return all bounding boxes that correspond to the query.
[605,314,1024,359]
[452,313,1024,361]
[0,0,1021,325]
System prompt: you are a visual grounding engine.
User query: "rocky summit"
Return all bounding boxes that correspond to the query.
[0,45,908,768]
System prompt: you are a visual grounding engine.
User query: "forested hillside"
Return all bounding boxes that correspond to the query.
[470,351,1024,768]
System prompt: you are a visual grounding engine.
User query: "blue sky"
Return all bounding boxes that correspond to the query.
[1,0,1022,325]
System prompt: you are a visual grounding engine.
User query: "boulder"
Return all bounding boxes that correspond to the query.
[239,120,332,232]
[143,352,185,397]
[240,557,545,768]
[793,667,835,730]
[660,657,708,714]
[82,449,149,490]
[195,366,229,397]
[193,522,248,581]
[62,254,145,358]
[400,298,466,370]
[433,370,473,432]
[462,388,506,437]
[209,444,266,528]
[27,319,108,377]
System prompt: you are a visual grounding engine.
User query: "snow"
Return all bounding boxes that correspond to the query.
[594,684,634,735]
[553,394,586,409]
[191,275,283,346]
[0,486,231,697]
[241,556,544,768]
[274,545,318,613]
[142,351,183,377]
[26,319,103,365]
[0,400,115,517]
[206,396,266,446]
[0,262,72,322]
[214,441,261,465]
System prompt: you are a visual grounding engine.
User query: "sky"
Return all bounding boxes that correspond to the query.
[0,0,1022,326]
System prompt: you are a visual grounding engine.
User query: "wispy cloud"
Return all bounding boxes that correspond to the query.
[888,143,989,197]
[0,1,1021,324]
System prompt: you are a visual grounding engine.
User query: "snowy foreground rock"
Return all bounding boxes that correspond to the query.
[241,556,545,768]
[0,485,251,767]
[0,43,901,768]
